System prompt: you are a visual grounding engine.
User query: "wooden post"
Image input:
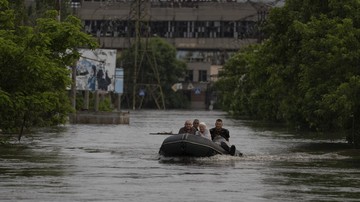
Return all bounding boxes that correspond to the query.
[84,90,89,110]
[94,90,99,112]
[117,93,122,111]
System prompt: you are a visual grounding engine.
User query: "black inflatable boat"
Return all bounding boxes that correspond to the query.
[159,133,242,157]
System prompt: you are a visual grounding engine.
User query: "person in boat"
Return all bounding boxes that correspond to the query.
[195,122,211,140]
[192,119,200,131]
[209,119,236,155]
[209,119,229,141]
[178,120,196,135]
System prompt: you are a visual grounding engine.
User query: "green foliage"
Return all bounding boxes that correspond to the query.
[164,90,190,109]
[120,37,187,108]
[75,92,114,112]
[216,0,360,141]
[0,0,97,138]
[0,0,14,29]
[98,96,112,112]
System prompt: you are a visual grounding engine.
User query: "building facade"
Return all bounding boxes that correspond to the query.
[27,0,268,109]
[75,0,267,109]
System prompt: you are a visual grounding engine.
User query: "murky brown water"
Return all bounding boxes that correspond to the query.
[0,110,359,202]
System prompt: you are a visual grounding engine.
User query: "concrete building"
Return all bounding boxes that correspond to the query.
[75,0,269,109]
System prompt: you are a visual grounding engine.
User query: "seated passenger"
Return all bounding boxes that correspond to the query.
[192,119,200,131]
[209,119,230,141]
[195,122,211,140]
[178,120,196,135]
[209,119,236,156]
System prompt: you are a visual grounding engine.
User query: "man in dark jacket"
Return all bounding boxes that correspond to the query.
[209,119,230,141]
[210,119,236,155]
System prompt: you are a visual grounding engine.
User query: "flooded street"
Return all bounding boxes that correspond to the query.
[0,110,359,202]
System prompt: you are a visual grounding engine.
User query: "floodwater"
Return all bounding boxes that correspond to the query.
[0,110,359,202]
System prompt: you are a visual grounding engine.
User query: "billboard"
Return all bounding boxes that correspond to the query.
[75,49,117,91]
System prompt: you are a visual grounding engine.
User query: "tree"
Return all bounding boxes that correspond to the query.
[120,37,187,109]
[216,0,360,144]
[0,0,97,140]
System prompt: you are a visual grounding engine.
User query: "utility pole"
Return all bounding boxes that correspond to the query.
[131,0,142,110]
[129,0,165,110]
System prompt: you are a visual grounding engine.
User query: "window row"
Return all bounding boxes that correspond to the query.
[84,20,258,39]
[81,0,238,8]
[83,0,237,3]
[177,50,234,65]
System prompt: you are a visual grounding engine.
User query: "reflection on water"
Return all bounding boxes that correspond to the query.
[0,110,359,202]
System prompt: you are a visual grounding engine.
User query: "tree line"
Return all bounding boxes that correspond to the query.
[0,0,97,139]
[215,0,360,147]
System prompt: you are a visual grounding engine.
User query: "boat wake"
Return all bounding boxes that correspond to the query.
[158,153,242,165]
[158,151,349,166]
[242,152,349,162]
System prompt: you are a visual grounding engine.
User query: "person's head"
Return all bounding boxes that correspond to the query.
[199,122,207,133]
[193,119,199,129]
[184,120,193,129]
[215,119,223,129]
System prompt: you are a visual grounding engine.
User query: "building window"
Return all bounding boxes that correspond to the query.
[186,70,193,82]
[198,70,207,82]
[83,19,258,40]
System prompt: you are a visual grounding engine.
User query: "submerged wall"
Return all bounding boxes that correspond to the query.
[69,111,130,124]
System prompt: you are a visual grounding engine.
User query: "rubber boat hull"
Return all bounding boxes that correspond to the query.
[159,133,241,157]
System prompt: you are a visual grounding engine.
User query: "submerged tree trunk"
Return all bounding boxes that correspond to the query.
[18,113,27,141]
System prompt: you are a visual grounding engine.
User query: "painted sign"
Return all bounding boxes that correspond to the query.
[75,49,117,91]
